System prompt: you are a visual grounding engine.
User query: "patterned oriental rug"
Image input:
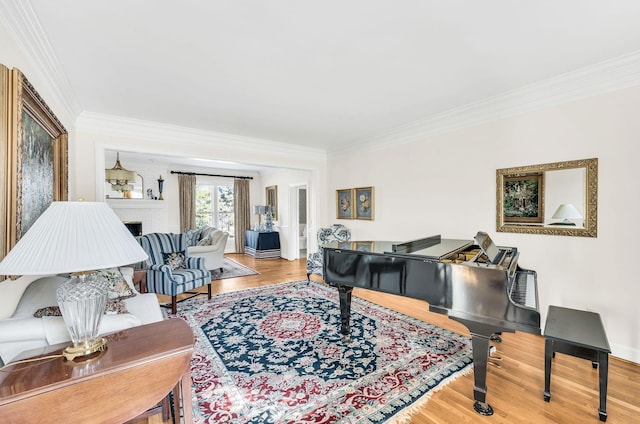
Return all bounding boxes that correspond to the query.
[211,258,259,280]
[176,281,473,423]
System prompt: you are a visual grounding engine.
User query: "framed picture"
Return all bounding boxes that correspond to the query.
[1,65,68,258]
[501,173,544,223]
[354,186,374,220]
[336,188,354,219]
[265,185,278,220]
[354,241,374,252]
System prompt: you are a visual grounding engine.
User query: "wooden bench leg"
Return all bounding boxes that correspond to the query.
[598,351,608,422]
[544,338,553,401]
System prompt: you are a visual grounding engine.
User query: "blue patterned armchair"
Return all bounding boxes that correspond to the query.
[137,232,212,314]
[306,224,351,281]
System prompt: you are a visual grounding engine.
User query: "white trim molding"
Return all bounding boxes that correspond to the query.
[332,50,640,157]
[0,0,82,124]
[77,111,327,162]
[4,0,640,160]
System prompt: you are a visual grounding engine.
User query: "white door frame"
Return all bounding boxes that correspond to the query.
[288,183,308,260]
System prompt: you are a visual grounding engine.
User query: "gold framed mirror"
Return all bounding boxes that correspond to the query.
[266,185,277,220]
[496,158,597,237]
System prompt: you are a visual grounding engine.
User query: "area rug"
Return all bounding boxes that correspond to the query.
[177,280,473,423]
[211,258,259,280]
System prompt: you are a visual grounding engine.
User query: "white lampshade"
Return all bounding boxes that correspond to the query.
[253,205,267,215]
[0,201,148,275]
[0,201,148,361]
[551,203,583,220]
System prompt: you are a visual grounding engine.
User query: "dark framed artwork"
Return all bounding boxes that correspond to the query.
[336,188,353,219]
[502,173,544,223]
[354,186,374,220]
[1,65,68,258]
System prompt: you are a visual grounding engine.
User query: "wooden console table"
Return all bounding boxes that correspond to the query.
[0,318,195,424]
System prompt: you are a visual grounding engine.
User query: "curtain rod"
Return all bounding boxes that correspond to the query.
[170,170,253,180]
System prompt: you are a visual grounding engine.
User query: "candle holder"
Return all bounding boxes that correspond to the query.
[157,175,164,200]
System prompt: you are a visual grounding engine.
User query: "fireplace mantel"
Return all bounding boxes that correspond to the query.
[106,199,168,233]
[106,199,166,209]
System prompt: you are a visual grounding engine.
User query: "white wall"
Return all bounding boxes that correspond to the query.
[327,85,640,362]
[106,159,263,234]
[73,118,327,256]
[261,169,313,260]
[4,17,638,362]
[0,24,77,192]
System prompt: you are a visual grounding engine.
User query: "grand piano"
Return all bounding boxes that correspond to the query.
[322,231,540,416]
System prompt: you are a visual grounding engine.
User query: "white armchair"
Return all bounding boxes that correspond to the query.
[186,227,229,271]
[0,267,163,365]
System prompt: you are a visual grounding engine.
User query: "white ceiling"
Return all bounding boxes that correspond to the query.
[16,1,640,152]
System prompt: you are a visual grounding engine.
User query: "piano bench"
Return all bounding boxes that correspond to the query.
[543,305,611,422]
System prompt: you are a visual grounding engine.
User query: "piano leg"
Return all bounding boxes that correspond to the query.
[338,285,353,340]
[470,333,494,416]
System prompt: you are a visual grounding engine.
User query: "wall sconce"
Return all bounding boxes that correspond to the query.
[105,152,137,192]
[550,203,583,226]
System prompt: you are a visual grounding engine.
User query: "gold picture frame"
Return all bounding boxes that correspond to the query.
[265,185,278,220]
[1,65,68,258]
[496,158,597,237]
[336,188,354,219]
[354,186,374,220]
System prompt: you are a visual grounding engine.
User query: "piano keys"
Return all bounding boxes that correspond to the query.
[322,231,540,416]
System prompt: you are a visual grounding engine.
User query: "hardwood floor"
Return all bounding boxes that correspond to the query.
[134,254,640,424]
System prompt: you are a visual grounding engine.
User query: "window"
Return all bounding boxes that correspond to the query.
[196,184,234,236]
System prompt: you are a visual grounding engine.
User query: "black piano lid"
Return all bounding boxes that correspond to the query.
[324,236,472,261]
[389,238,472,260]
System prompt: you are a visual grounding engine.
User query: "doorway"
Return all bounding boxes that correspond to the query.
[289,184,308,259]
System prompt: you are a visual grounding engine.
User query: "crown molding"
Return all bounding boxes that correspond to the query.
[0,0,82,125]
[76,111,327,161]
[331,50,640,157]
[4,0,640,159]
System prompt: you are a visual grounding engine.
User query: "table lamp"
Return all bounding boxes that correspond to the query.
[550,203,583,226]
[253,205,267,229]
[0,202,148,361]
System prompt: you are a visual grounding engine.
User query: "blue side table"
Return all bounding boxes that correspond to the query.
[244,230,281,259]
